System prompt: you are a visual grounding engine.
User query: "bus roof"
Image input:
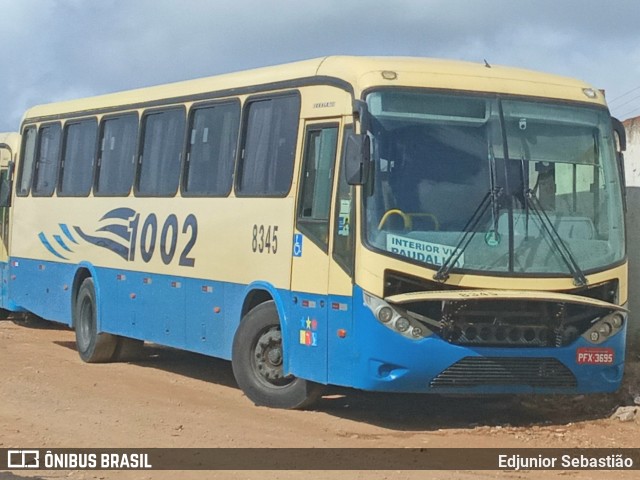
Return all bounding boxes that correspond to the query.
[22,56,607,123]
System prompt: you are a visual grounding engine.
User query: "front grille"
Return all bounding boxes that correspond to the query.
[384,271,618,348]
[430,357,577,389]
[455,323,551,346]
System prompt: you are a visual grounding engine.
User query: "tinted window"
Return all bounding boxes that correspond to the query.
[0,168,10,208]
[138,109,186,196]
[297,126,338,250]
[59,119,98,196]
[17,126,37,196]
[184,103,239,196]
[33,124,62,196]
[237,95,299,196]
[96,114,138,196]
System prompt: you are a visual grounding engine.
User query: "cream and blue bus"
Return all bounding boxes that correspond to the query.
[0,57,629,408]
[0,132,20,289]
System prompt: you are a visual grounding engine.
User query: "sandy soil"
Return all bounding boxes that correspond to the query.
[1,315,639,480]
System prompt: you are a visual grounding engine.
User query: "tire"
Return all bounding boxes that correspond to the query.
[74,278,118,363]
[232,301,324,409]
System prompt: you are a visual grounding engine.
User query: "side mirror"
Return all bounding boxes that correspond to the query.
[344,132,370,186]
[611,117,627,211]
[612,117,626,153]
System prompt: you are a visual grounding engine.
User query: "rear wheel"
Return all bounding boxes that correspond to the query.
[74,278,118,363]
[232,301,323,409]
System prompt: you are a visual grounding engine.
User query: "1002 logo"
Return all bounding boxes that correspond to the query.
[129,213,198,266]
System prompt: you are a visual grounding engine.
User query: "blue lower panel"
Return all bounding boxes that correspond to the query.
[8,258,234,359]
[185,278,226,355]
[326,294,356,387]
[6,257,626,395]
[8,259,75,322]
[99,270,233,359]
[286,292,329,384]
[0,261,11,310]
[100,270,187,347]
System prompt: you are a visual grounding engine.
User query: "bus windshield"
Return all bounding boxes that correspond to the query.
[364,90,625,276]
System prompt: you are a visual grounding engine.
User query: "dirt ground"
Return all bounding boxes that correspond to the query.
[1,315,639,480]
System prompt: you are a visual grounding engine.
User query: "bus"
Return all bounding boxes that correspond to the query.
[0,56,629,409]
[0,132,20,302]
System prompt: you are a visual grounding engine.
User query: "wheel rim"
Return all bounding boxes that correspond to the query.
[251,326,294,388]
[77,294,94,350]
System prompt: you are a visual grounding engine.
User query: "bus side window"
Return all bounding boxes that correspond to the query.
[16,126,38,197]
[95,114,138,196]
[297,125,338,251]
[0,168,10,207]
[237,94,300,197]
[59,119,98,197]
[184,102,240,196]
[32,123,62,197]
[333,126,355,275]
[137,108,186,196]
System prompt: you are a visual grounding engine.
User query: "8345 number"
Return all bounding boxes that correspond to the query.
[252,225,278,254]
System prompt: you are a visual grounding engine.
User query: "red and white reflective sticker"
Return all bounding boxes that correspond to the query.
[576,347,614,365]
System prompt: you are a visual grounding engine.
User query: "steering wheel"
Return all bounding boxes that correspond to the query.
[378,210,440,230]
[378,209,412,230]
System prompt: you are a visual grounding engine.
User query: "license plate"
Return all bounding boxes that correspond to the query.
[576,347,614,365]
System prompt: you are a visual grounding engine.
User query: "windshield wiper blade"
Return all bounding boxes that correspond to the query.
[434,187,502,283]
[524,189,587,287]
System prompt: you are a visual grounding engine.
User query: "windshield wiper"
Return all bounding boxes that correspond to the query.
[523,189,588,287]
[433,187,502,283]
[435,141,503,283]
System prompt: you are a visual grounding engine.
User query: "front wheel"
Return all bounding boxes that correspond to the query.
[74,278,118,363]
[232,301,323,409]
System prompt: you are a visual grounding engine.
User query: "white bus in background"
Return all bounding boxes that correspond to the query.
[0,132,19,271]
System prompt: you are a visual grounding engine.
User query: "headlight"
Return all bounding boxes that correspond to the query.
[395,317,410,332]
[363,292,432,340]
[597,322,613,337]
[583,311,626,345]
[611,313,624,328]
[378,306,393,323]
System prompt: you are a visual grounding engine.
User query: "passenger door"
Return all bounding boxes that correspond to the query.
[288,120,341,383]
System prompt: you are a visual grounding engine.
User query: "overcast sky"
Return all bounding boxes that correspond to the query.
[1,0,640,131]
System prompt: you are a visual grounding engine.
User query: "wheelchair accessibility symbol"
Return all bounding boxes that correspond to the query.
[293,234,303,257]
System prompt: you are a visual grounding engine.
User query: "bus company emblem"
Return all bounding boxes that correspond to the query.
[75,207,137,259]
[37,208,198,266]
[37,224,80,260]
[38,208,137,261]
